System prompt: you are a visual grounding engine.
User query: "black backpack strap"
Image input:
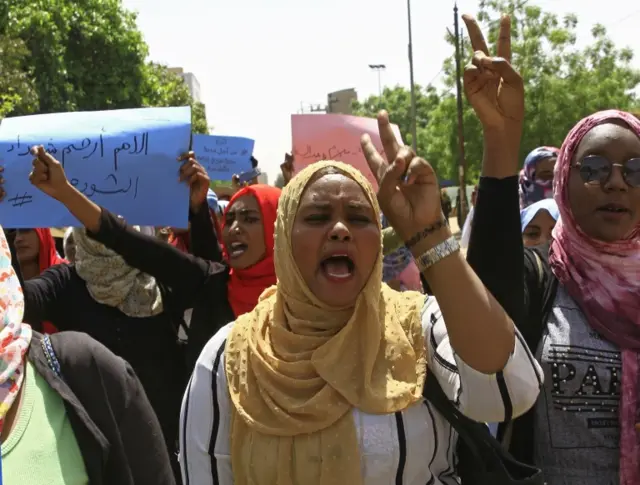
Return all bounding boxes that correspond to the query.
[499,245,558,465]
[527,243,558,352]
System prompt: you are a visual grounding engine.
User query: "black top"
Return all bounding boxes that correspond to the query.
[183,205,236,371]
[466,176,557,348]
[14,207,227,467]
[28,331,175,485]
[466,175,557,464]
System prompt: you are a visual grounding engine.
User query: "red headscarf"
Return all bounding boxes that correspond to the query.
[549,110,640,485]
[35,229,66,271]
[223,185,280,317]
[34,229,67,334]
[168,231,190,253]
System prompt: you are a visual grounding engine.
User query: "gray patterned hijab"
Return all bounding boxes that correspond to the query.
[73,228,163,318]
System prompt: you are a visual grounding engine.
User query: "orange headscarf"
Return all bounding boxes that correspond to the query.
[223,185,280,316]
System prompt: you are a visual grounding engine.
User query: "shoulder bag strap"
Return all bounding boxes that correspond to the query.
[424,375,544,484]
[41,334,63,379]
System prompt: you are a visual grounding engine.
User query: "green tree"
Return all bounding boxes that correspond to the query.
[473,0,640,159]
[355,0,640,181]
[0,35,39,118]
[352,85,448,175]
[1,0,148,113]
[141,63,210,134]
[0,0,207,131]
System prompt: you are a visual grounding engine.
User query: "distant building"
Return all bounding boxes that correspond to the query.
[168,67,202,102]
[326,88,357,115]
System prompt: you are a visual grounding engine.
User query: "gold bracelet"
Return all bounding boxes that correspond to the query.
[414,236,460,272]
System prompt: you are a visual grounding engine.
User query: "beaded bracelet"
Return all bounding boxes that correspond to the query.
[404,219,448,249]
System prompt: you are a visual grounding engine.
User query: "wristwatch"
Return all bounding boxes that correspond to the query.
[414,236,460,272]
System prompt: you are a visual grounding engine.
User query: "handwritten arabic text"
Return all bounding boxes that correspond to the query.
[6,132,149,172]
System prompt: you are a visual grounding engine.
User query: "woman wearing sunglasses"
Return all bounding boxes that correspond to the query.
[462,13,640,485]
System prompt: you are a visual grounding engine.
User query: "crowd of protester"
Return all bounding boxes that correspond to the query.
[0,12,639,485]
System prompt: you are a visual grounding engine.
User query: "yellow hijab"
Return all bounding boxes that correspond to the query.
[225,161,426,485]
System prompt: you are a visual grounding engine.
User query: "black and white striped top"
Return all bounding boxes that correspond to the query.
[179,295,543,485]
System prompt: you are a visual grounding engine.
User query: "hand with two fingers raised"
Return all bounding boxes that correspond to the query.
[178,151,211,213]
[360,110,447,250]
[462,13,524,176]
[461,14,524,131]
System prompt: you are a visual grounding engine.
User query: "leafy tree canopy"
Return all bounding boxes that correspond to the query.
[0,0,208,132]
[0,35,39,118]
[353,0,640,182]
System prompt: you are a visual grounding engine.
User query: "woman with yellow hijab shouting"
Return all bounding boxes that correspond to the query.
[179,111,543,485]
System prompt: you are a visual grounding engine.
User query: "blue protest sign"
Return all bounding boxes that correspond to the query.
[0,106,191,228]
[192,134,254,181]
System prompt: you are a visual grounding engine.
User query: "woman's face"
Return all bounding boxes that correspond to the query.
[568,122,640,242]
[14,229,39,263]
[222,194,266,269]
[291,173,380,308]
[523,210,557,247]
[534,157,556,182]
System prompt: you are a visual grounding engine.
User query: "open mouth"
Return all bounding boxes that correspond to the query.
[320,254,355,281]
[597,203,630,214]
[228,241,248,258]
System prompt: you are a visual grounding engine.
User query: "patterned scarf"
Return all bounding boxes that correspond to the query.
[0,226,32,432]
[73,227,163,318]
[518,146,560,208]
[549,110,640,485]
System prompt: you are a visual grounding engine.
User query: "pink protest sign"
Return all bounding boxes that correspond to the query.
[291,114,404,190]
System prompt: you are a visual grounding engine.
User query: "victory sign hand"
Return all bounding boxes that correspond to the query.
[462,14,524,133]
[361,111,443,244]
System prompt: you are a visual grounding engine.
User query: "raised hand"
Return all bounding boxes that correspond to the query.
[28,146,73,200]
[361,110,443,244]
[231,174,243,190]
[178,151,210,212]
[461,14,524,133]
[280,153,294,186]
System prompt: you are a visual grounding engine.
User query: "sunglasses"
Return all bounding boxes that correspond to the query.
[574,155,640,188]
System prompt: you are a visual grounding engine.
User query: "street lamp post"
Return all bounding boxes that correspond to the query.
[407,0,418,153]
[368,64,386,98]
[453,3,468,224]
